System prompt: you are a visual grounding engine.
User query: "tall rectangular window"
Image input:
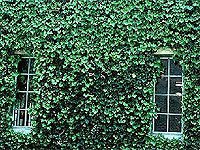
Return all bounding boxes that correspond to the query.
[13,57,35,126]
[153,57,183,133]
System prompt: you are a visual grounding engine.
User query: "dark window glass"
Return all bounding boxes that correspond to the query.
[18,58,29,73]
[170,77,182,94]
[155,96,167,113]
[154,114,167,132]
[155,77,168,94]
[29,59,35,73]
[170,60,182,75]
[26,114,31,126]
[13,110,18,125]
[169,115,181,132]
[169,96,182,113]
[16,93,26,109]
[27,93,33,108]
[19,110,25,126]
[29,75,34,91]
[161,59,168,75]
[17,75,28,91]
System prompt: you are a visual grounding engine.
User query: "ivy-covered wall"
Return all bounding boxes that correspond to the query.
[0,0,199,149]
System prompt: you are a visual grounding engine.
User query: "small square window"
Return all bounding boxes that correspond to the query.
[169,115,181,132]
[17,75,28,91]
[155,77,168,94]
[170,77,182,94]
[155,96,167,113]
[17,58,29,73]
[169,96,181,114]
[170,60,182,75]
[154,114,167,132]
[16,93,26,109]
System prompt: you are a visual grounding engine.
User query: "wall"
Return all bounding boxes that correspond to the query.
[0,0,199,149]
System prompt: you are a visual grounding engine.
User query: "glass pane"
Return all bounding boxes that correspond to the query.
[169,115,181,132]
[17,75,28,91]
[155,96,167,113]
[154,114,167,132]
[170,60,182,75]
[27,93,32,108]
[19,110,25,126]
[155,77,168,94]
[26,113,31,126]
[161,59,168,75]
[13,110,18,126]
[170,77,182,94]
[29,75,34,91]
[16,93,26,109]
[18,58,29,73]
[169,96,182,113]
[29,59,35,73]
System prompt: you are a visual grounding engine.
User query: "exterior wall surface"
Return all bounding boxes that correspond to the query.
[0,0,199,149]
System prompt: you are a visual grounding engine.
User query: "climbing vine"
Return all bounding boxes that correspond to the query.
[0,0,199,149]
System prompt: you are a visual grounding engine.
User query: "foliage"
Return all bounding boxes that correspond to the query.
[0,0,199,149]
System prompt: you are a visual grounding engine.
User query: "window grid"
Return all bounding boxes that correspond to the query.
[13,57,35,127]
[153,57,183,134]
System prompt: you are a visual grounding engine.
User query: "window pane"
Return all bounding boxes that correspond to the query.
[29,59,35,74]
[16,93,26,109]
[19,110,25,126]
[161,59,168,75]
[154,114,167,132]
[29,75,34,91]
[18,58,29,73]
[169,96,181,113]
[26,113,31,126]
[169,115,181,132]
[170,77,182,94]
[155,96,167,113]
[17,75,28,91]
[170,60,182,75]
[13,110,18,126]
[27,93,32,108]
[155,77,168,94]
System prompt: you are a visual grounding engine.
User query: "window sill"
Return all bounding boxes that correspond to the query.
[152,132,182,140]
[13,126,32,134]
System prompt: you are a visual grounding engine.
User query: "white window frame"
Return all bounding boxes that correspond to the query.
[12,56,35,133]
[152,57,183,139]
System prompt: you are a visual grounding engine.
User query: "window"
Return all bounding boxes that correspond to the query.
[153,57,183,135]
[12,57,35,127]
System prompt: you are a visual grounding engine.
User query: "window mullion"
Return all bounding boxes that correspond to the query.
[153,78,156,132]
[167,58,170,133]
[24,58,31,126]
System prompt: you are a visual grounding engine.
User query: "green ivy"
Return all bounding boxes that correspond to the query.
[0,0,199,149]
